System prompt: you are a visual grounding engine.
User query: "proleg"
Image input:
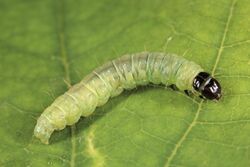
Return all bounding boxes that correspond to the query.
[34,52,221,144]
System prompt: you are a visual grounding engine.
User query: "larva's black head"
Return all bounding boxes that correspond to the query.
[193,72,221,100]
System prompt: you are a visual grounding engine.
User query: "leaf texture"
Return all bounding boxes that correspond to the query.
[0,0,249,166]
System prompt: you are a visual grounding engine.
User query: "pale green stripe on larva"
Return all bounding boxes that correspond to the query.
[34,52,203,144]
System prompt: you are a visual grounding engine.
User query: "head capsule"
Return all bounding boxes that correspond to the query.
[193,72,222,100]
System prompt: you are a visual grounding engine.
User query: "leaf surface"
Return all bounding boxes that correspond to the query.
[0,0,250,166]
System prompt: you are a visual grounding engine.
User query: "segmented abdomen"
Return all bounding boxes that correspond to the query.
[34,52,203,144]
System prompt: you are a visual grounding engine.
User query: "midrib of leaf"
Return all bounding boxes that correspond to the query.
[164,0,237,166]
[56,0,76,167]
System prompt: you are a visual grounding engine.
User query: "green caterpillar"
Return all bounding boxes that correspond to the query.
[34,52,221,144]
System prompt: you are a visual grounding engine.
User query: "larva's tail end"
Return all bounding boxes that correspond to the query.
[34,117,54,145]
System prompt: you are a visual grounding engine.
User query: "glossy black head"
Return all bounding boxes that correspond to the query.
[193,72,222,100]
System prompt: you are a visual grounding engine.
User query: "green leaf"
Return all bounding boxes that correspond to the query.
[0,0,249,166]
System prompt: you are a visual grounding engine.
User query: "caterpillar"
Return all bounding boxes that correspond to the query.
[34,52,221,144]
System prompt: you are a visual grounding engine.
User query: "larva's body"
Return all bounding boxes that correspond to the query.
[34,52,204,144]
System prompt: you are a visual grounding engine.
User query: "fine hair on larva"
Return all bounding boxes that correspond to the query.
[34,51,222,144]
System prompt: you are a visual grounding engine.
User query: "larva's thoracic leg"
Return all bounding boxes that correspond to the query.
[169,84,179,91]
[199,95,206,99]
[184,90,192,97]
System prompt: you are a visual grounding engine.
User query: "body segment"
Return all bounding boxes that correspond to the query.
[34,52,204,144]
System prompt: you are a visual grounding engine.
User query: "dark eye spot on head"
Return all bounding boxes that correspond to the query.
[193,72,210,91]
[193,72,222,101]
[201,78,222,100]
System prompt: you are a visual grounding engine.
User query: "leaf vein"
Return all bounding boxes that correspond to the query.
[164,0,237,166]
[55,0,76,166]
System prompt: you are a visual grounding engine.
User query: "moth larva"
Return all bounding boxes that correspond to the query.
[34,52,222,144]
